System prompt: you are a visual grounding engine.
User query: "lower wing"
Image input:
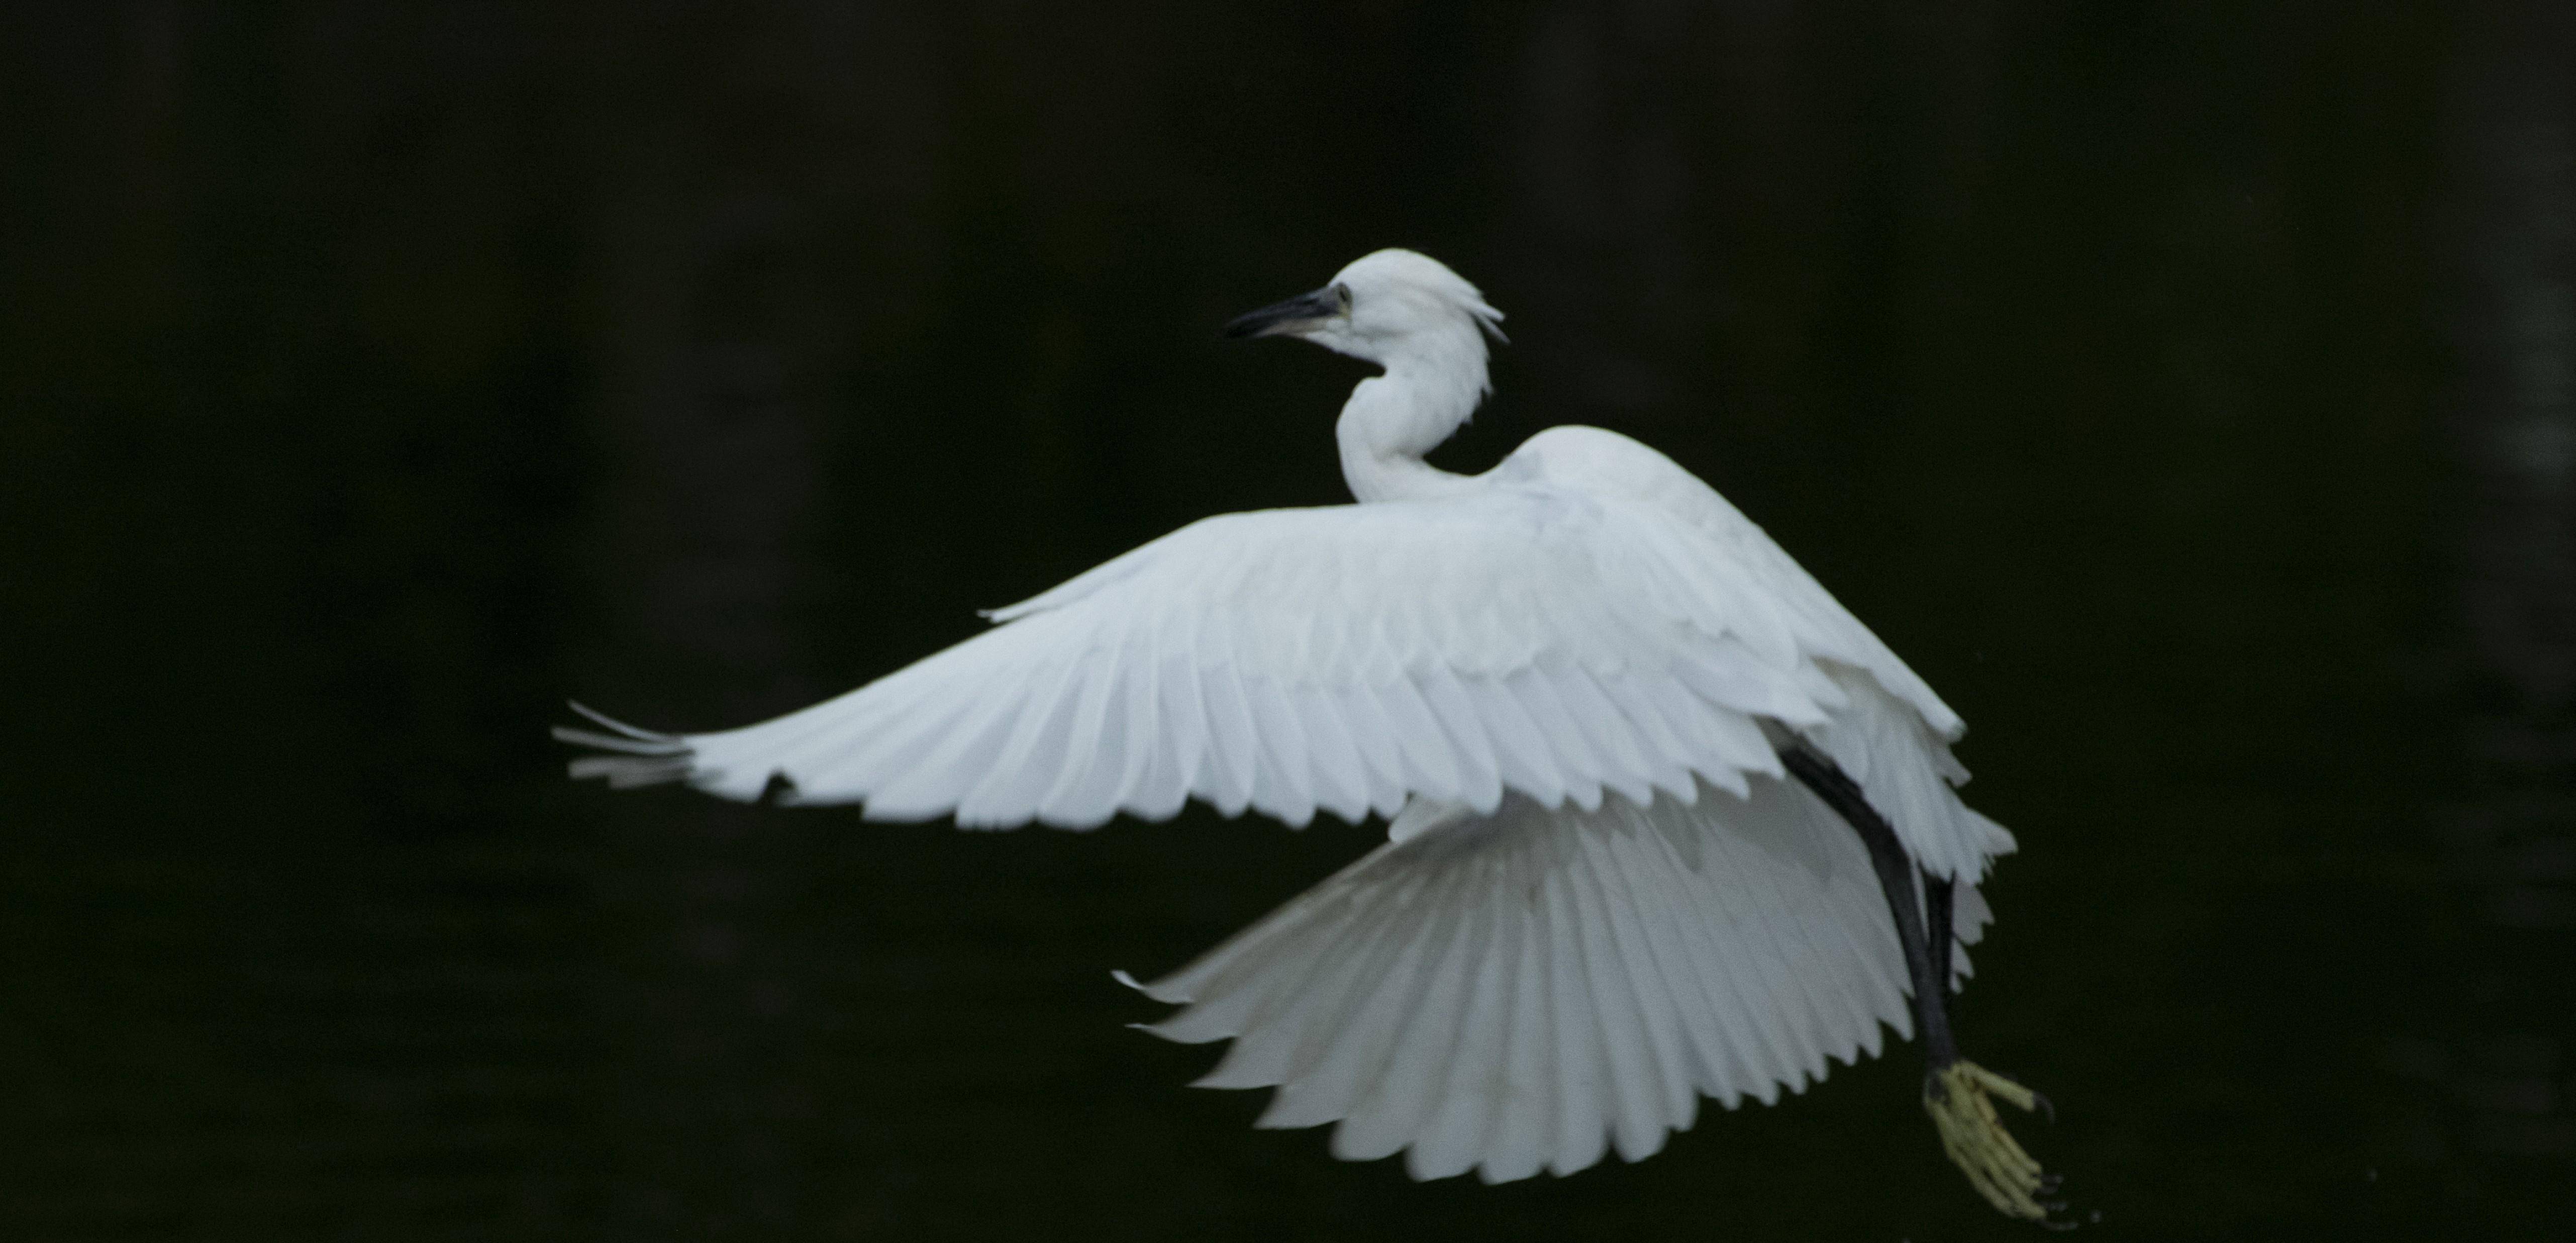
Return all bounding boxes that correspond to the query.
[1121,773,1991,1183]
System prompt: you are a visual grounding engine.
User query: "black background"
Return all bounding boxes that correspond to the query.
[5,3,2571,1239]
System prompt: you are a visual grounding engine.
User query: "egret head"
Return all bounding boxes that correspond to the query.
[1224,249,1507,369]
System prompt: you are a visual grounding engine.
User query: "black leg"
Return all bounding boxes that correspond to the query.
[1779,747,1957,1074]
[1781,745,2062,1222]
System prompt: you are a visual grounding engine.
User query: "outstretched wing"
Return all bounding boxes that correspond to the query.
[1121,776,1993,1183]
[560,486,1863,828]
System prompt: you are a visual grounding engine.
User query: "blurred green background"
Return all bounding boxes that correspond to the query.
[4,2,2570,1239]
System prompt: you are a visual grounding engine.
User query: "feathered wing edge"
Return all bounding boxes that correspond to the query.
[1800,664,2019,883]
[551,702,695,789]
[1119,774,1994,1183]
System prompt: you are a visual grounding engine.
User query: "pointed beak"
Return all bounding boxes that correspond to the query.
[1223,286,1342,340]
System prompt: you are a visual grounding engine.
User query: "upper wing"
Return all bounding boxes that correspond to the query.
[558,485,1860,828]
[1497,427,2012,878]
[1499,425,1962,739]
[1121,775,1993,1183]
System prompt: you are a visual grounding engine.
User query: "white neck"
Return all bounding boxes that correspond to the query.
[1333,324,1491,503]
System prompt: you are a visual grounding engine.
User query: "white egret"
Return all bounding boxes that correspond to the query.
[557,249,2062,1221]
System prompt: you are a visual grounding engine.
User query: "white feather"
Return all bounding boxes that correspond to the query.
[561,471,1992,871]
[1129,776,1987,1181]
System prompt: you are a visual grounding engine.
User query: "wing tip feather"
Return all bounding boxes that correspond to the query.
[555,704,695,789]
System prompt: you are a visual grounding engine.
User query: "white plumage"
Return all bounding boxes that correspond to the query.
[1122,777,1991,1183]
[559,248,2019,1184]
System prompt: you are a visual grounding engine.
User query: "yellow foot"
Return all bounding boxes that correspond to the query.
[1924,1061,2064,1224]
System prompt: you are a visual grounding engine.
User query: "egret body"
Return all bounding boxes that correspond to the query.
[558,249,2061,1220]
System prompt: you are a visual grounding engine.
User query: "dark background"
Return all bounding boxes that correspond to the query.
[4,2,2571,1239]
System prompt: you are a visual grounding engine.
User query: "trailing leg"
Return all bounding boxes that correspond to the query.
[1781,747,2063,1224]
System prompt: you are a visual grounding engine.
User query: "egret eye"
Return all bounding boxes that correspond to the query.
[1334,283,1352,313]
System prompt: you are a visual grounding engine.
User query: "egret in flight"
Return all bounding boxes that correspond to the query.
[557,250,2062,1221]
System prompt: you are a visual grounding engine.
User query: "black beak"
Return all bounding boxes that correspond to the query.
[1224,286,1342,340]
